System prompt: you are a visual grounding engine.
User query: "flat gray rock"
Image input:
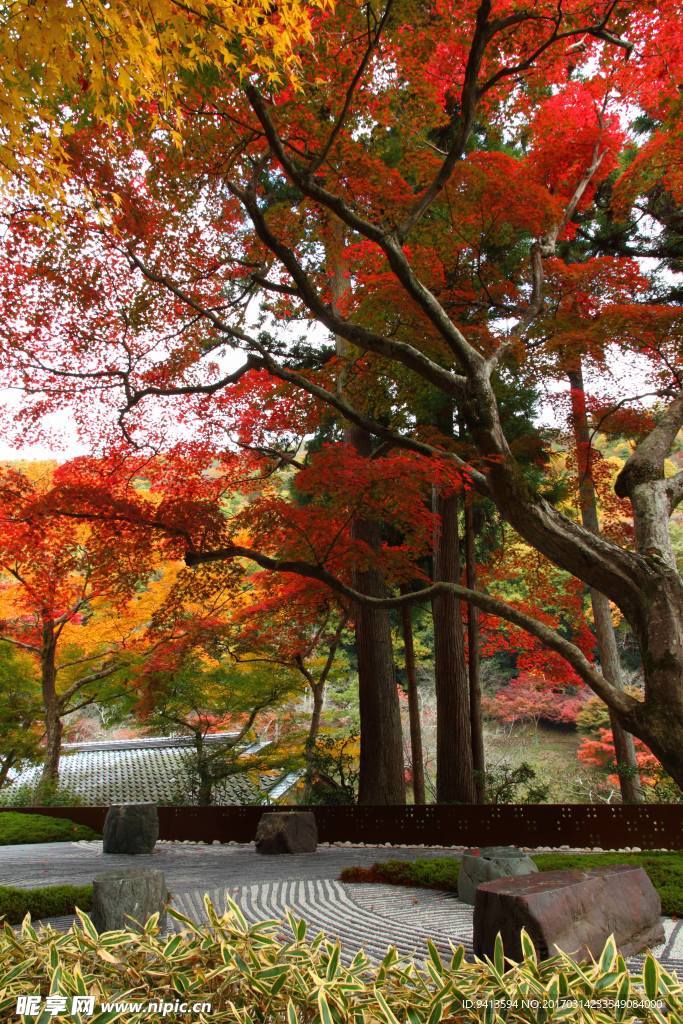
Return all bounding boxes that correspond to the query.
[91,867,168,933]
[458,846,537,904]
[103,803,158,855]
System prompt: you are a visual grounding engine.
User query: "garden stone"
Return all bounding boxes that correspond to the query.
[458,845,537,904]
[473,865,664,961]
[90,867,168,933]
[102,803,158,855]
[255,811,317,854]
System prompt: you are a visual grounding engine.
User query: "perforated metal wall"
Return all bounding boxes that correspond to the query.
[8,804,683,849]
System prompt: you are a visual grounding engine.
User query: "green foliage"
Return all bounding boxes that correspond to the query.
[0,883,92,924]
[342,852,683,917]
[1,898,680,1023]
[305,732,359,805]
[0,811,99,845]
[576,689,642,734]
[0,779,85,808]
[481,760,550,804]
[0,643,42,787]
[141,653,303,804]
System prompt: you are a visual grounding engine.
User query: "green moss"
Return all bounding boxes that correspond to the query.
[0,811,99,845]
[534,852,683,918]
[341,851,683,917]
[0,884,92,924]
[341,857,460,891]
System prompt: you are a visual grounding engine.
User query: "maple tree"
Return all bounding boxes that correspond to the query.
[0,460,170,788]
[0,643,42,790]
[0,0,682,806]
[136,648,301,805]
[149,552,352,794]
[0,0,332,200]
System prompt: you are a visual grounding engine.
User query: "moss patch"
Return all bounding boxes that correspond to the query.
[0,884,92,924]
[0,811,99,845]
[341,851,683,917]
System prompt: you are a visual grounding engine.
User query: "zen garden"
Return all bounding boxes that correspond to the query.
[0,0,682,1021]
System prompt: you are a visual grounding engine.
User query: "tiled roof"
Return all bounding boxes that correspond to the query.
[0,733,289,806]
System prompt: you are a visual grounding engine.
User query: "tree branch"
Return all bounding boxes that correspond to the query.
[185,544,638,717]
[57,661,123,707]
[0,634,40,654]
[616,393,683,499]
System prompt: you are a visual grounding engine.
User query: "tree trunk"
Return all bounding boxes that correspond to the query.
[464,499,486,803]
[352,456,406,805]
[431,486,476,803]
[302,680,326,799]
[0,754,16,790]
[400,598,426,804]
[39,617,61,794]
[306,681,325,752]
[328,228,405,805]
[195,735,213,805]
[568,365,644,803]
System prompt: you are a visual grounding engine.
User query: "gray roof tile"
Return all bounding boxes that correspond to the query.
[0,736,271,806]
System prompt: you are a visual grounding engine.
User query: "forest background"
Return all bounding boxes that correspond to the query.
[0,0,681,809]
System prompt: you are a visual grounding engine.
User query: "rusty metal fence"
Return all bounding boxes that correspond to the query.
[6,804,683,849]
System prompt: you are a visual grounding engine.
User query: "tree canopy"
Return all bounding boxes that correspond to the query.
[0,0,681,804]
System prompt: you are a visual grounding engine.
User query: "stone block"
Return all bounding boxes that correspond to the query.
[458,846,538,904]
[473,865,664,961]
[255,811,318,854]
[90,868,168,933]
[103,803,159,855]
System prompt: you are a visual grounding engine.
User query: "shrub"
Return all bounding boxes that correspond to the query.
[0,899,679,1023]
[480,760,550,804]
[0,810,99,845]
[0,884,92,923]
[0,778,85,807]
[483,672,586,726]
[341,857,460,891]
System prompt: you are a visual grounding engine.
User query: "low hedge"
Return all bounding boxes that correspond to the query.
[0,810,99,845]
[0,898,680,1023]
[340,851,683,916]
[0,883,92,923]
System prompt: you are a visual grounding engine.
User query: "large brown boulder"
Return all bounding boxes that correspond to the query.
[474,865,664,961]
[255,811,318,854]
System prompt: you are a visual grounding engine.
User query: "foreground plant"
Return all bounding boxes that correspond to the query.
[0,898,681,1023]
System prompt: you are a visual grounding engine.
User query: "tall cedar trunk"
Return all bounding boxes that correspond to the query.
[431,486,477,803]
[464,500,486,803]
[329,229,405,804]
[568,366,644,803]
[351,427,406,805]
[400,597,426,804]
[39,616,61,793]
